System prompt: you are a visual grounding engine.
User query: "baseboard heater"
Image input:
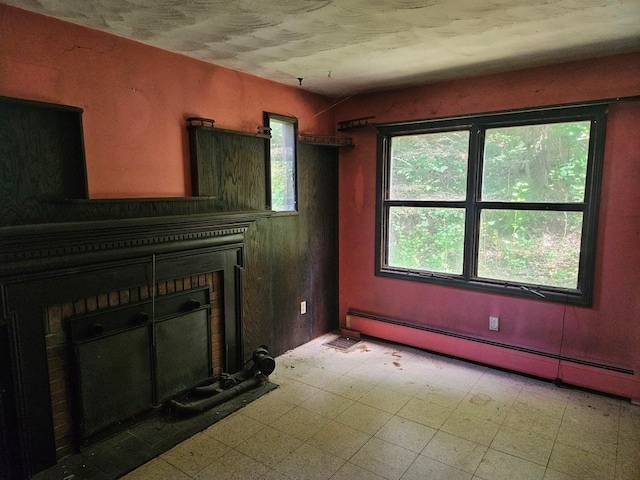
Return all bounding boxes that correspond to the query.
[347,309,634,376]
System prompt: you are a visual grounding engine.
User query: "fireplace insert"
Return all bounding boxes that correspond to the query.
[67,286,212,446]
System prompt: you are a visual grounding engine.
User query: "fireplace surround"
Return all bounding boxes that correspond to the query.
[0,212,267,478]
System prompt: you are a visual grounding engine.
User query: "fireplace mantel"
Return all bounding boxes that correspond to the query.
[0,211,269,478]
[0,210,271,277]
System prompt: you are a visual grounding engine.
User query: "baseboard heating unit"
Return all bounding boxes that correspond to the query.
[346,309,638,402]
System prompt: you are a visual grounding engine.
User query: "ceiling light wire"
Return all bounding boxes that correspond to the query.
[313,94,355,117]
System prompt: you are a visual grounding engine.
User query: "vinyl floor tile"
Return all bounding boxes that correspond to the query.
[103,334,639,480]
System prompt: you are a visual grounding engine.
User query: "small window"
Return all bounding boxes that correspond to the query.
[376,104,607,305]
[265,113,298,212]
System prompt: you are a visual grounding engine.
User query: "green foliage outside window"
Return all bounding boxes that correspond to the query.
[269,120,286,210]
[389,206,465,274]
[482,122,590,203]
[269,117,296,212]
[385,117,593,290]
[390,131,469,201]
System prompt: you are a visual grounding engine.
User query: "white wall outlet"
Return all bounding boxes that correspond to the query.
[300,301,307,315]
[489,316,499,331]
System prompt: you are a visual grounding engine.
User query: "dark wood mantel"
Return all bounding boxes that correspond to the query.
[0,211,271,276]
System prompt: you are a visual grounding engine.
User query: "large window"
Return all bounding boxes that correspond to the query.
[265,113,298,212]
[376,105,607,305]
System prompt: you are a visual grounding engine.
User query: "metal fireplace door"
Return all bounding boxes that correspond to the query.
[68,287,211,445]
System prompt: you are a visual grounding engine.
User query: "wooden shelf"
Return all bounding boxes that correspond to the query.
[337,116,376,131]
[186,117,271,139]
[60,196,217,203]
[299,133,354,147]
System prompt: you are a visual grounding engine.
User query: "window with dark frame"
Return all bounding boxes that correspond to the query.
[265,113,298,212]
[376,104,607,306]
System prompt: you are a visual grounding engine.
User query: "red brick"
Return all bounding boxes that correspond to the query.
[61,302,74,319]
[73,299,86,315]
[108,291,119,307]
[119,290,130,304]
[47,305,62,335]
[97,294,109,309]
[86,296,98,312]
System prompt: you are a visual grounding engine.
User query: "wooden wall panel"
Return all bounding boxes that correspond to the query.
[0,321,21,480]
[242,143,339,357]
[188,127,266,211]
[301,144,339,340]
[0,96,87,226]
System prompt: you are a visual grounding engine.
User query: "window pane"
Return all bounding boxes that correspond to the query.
[478,209,584,288]
[270,118,296,211]
[388,206,465,274]
[390,131,469,201]
[482,121,590,203]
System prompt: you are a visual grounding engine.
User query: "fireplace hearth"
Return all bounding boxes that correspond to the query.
[33,374,277,480]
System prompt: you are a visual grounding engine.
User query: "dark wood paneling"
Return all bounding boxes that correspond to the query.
[189,125,217,197]
[1,300,55,476]
[0,96,87,226]
[187,128,339,357]
[242,144,339,357]
[301,144,339,340]
[0,320,21,480]
[188,127,266,210]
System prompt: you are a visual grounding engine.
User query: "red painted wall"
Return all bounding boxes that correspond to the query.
[336,54,640,399]
[0,4,335,198]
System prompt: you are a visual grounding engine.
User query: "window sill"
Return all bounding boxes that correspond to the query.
[268,210,299,217]
[376,267,589,306]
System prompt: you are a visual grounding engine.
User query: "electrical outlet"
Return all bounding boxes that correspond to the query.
[489,316,499,331]
[300,301,307,315]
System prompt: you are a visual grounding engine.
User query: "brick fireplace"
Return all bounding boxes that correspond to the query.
[0,212,266,478]
[44,271,224,460]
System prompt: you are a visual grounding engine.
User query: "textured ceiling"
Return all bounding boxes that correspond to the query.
[4,0,640,97]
